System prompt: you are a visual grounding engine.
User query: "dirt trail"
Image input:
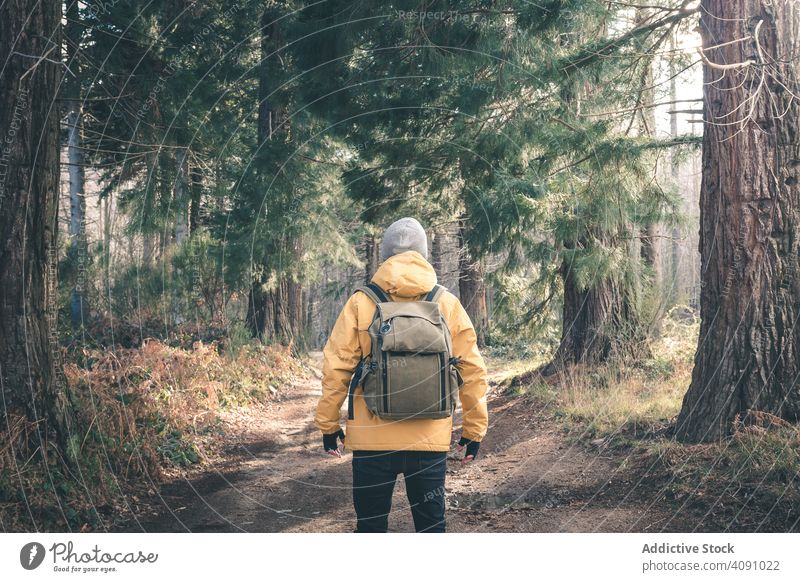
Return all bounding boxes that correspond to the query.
[129,354,694,533]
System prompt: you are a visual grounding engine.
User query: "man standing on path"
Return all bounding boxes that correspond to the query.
[315,217,489,532]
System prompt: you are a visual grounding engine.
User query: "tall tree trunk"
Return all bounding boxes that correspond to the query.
[544,230,649,376]
[189,163,202,236]
[67,107,87,319]
[668,31,682,305]
[636,6,663,335]
[174,146,188,244]
[65,0,88,326]
[545,28,638,374]
[285,238,305,345]
[247,248,302,345]
[0,0,71,446]
[171,147,188,323]
[676,0,800,442]
[246,7,300,345]
[102,193,112,300]
[247,280,276,340]
[247,6,278,340]
[458,221,488,347]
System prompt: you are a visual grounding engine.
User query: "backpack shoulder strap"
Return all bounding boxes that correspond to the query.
[355,282,391,304]
[425,284,445,302]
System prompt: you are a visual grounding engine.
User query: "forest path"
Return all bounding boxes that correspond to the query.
[130,353,692,532]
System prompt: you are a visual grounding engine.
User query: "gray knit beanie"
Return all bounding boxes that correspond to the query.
[380,217,428,262]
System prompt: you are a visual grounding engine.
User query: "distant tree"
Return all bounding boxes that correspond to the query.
[64,0,89,326]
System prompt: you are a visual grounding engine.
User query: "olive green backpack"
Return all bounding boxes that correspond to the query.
[347,283,463,420]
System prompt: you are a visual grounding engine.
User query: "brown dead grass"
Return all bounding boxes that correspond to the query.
[505,309,799,531]
[506,312,698,443]
[638,419,800,531]
[0,338,307,531]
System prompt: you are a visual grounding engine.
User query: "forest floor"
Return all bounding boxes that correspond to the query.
[113,350,798,533]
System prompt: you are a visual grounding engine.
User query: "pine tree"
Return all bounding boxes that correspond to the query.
[292,1,697,360]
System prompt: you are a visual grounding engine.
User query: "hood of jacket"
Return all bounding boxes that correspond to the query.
[371,250,437,298]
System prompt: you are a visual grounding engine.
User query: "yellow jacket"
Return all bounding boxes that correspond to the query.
[315,251,489,451]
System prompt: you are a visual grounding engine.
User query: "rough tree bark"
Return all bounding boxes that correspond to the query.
[545,245,623,374]
[285,240,305,344]
[676,0,800,442]
[246,243,304,345]
[542,228,650,377]
[431,227,444,277]
[0,0,71,446]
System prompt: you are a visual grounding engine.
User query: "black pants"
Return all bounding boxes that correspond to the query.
[352,450,447,533]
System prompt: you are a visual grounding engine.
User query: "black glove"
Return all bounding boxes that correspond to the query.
[323,429,345,454]
[458,437,480,460]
